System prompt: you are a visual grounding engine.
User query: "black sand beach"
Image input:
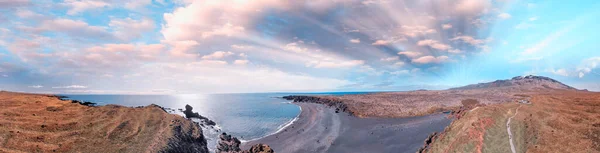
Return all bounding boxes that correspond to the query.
[241,103,452,153]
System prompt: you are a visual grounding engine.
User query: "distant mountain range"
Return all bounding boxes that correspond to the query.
[450,75,577,90]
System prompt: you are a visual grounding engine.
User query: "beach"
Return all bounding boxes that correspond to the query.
[241,103,452,153]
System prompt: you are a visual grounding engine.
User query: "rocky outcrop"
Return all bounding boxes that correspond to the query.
[282,95,354,116]
[182,104,217,126]
[450,75,577,90]
[216,133,274,153]
[161,121,209,153]
[417,132,439,153]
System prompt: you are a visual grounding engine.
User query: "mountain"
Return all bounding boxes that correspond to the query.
[450,75,577,90]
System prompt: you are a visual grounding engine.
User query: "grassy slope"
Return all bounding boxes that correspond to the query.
[0,91,205,153]
[427,90,600,153]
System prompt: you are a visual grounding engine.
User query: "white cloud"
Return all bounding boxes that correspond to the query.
[400,25,436,37]
[498,13,512,19]
[390,70,409,75]
[577,57,600,78]
[28,85,43,88]
[442,24,452,29]
[307,60,364,68]
[40,18,113,39]
[231,44,254,50]
[161,0,286,42]
[455,0,491,15]
[283,42,308,53]
[63,0,110,15]
[109,17,155,41]
[450,35,484,46]
[124,0,152,10]
[380,56,399,62]
[201,51,234,60]
[549,68,569,77]
[412,56,449,64]
[52,85,88,89]
[397,51,422,58]
[372,40,390,46]
[349,38,360,43]
[522,24,573,54]
[233,59,249,65]
[417,39,451,50]
[393,61,405,67]
[448,49,462,54]
[529,17,538,21]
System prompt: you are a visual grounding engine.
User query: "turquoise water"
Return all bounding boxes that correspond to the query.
[61,92,373,141]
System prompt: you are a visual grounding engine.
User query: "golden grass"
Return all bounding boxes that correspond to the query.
[0,91,201,152]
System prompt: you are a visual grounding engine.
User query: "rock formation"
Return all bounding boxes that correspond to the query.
[282,95,353,116]
[161,120,209,153]
[182,104,217,126]
[216,133,274,153]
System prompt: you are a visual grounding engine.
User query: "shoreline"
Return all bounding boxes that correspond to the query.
[240,103,302,143]
[241,102,452,153]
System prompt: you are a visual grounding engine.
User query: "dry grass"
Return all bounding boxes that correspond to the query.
[317,88,519,118]
[426,90,600,153]
[0,91,202,153]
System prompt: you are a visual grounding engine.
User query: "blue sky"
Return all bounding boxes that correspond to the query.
[0,0,599,94]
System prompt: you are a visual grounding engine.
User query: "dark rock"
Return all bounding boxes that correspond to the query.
[417,132,438,153]
[243,144,274,153]
[182,104,216,126]
[70,100,96,106]
[282,95,354,116]
[160,122,209,153]
[217,132,241,153]
[216,133,274,153]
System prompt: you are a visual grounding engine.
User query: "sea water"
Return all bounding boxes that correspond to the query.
[62,92,372,150]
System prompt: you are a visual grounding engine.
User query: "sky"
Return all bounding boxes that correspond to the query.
[0,0,599,94]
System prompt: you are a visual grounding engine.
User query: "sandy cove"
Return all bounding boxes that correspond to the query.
[241,103,452,153]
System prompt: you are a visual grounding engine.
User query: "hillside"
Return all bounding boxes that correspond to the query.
[287,75,575,118]
[424,90,600,153]
[450,75,577,90]
[0,91,209,153]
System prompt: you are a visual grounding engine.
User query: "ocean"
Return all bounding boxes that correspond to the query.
[61,92,373,150]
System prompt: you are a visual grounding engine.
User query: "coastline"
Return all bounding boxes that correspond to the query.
[240,103,302,143]
[241,102,452,153]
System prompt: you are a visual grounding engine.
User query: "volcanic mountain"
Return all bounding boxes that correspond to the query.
[450,75,577,91]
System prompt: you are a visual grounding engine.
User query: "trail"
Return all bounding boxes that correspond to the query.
[507,105,522,153]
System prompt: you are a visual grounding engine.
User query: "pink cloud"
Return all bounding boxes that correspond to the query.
[412,56,449,64]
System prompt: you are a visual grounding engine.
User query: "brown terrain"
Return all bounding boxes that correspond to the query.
[284,75,600,152]
[425,90,600,153]
[0,91,209,153]
[285,75,577,118]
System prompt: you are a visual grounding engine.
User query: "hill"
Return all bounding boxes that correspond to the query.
[450,75,577,91]
[286,75,575,118]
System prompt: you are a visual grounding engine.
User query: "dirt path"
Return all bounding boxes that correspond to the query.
[506,105,522,153]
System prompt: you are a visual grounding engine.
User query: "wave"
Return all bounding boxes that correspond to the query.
[240,103,302,143]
